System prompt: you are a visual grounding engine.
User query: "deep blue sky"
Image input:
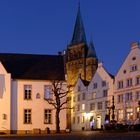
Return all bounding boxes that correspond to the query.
[0,0,140,75]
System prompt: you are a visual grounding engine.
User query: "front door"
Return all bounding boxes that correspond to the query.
[96,116,101,129]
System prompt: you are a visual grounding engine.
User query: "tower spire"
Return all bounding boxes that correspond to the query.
[70,4,87,46]
[87,37,97,58]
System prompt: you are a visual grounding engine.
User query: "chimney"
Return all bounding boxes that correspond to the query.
[131,42,139,50]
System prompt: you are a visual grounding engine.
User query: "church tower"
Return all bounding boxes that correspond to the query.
[66,5,98,86]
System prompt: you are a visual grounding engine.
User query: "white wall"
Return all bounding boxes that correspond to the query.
[0,62,11,132]
[11,80,67,132]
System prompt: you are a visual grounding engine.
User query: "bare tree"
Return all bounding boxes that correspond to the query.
[44,80,71,133]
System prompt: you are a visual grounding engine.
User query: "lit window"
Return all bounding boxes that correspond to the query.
[136,107,140,118]
[82,116,85,123]
[126,108,133,121]
[24,85,32,100]
[24,109,32,124]
[118,110,123,121]
[44,85,52,99]
[44,109,52,124]
[82,104,85,111]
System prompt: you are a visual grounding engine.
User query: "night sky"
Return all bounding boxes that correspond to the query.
[0,0,140,75]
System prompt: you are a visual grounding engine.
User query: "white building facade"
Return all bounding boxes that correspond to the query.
[71,63,114,131]
[0,53,66,134]
[115,42,140,125]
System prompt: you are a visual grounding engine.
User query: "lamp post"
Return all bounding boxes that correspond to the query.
[112,96,115,122]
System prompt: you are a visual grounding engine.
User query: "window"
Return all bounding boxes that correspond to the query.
[77,116,80,124]
[127,78,132,87]
[130,65,137,72]
[136,107,140,118]
[36,93,41,99]
[73,117,75,124]
[44,109,52,124]
[2,114,7,120]
[105,101,110,109]
[135,91,140,100]
[102,81,106,87]
[136,76,140,85]
[78,86,81,91]
[91,92,96,99]
[93,83,97,89]
[24,109,32,124]
[44,85,52,99]
[82,93,85,100]
[118,94,123,103]
[118,81,123,89]
[77,104,80,111]
[24,85,32,100]
[82,104,85,111]
[82,116,85,123]
[97,102,102,110]
[103,90,108,97]
[126,108,133,121]
[125,92,133,102]
[118,110,123,121]
[90,103,95,110]
[77,94,80,101]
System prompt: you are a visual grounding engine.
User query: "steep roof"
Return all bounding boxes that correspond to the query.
[70,5,87,46]
[0,53,65,80]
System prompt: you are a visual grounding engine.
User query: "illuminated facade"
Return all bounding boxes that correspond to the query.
[115,42,140,125]
[71,63,114,130]
[0,54,66,134]
[65,5,98,129]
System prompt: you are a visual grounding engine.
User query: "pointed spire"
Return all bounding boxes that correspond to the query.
[70,4,87,46]
[87,38,97,58]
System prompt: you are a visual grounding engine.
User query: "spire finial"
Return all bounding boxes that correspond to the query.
[69,1,87,46]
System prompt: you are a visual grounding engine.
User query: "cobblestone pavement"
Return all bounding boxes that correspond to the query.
[0,131,140,140]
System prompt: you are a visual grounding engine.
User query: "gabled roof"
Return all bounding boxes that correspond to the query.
[81,79,90,86]
[87,39,97,59]
[70,4,87,46]
[0,53,65,80]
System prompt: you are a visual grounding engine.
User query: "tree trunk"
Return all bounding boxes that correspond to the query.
[56,109,60,133]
